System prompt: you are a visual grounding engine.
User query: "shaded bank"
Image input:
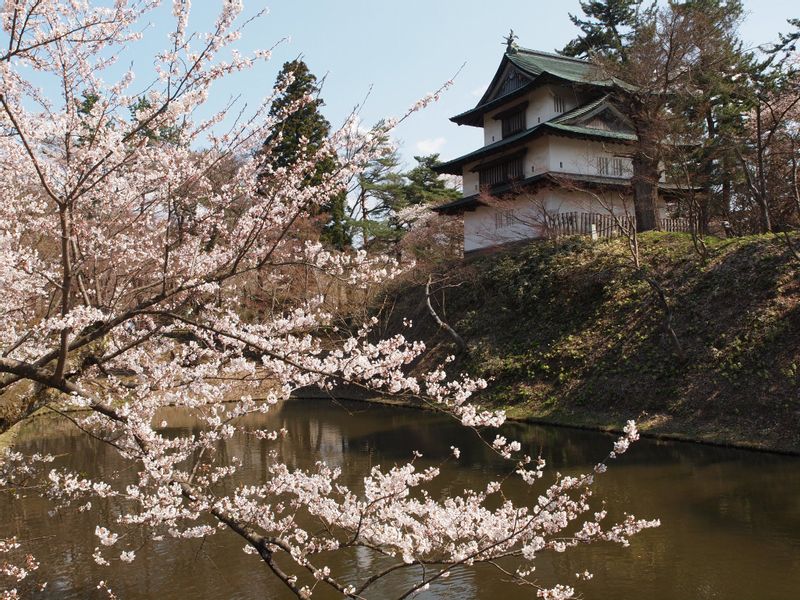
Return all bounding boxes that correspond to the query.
[374,232,800,453]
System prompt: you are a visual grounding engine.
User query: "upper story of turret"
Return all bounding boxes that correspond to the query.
[434,45,639,191]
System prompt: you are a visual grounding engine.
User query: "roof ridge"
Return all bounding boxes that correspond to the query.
[545,121,636,141]
[513,47,589,65]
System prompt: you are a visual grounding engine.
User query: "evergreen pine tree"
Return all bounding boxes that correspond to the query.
[667,0,754,231]
[350,152,460,249]
[561,0,645,61]
[769,18,800,67]
[350,133,407,247]
[261,59,351,248]
[263,59,331,177]
[403,155,461,208]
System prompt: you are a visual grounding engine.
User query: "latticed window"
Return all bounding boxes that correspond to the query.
[597,156,610,176]
[479,157,524,187]
[501,110,526,138]
[495,209,517,229]
[612,157,625,177]
[553,95,565,113]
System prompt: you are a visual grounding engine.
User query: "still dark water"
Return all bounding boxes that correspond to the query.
[2,399,799,599]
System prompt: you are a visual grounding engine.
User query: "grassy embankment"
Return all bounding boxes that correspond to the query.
[378,232,800,453]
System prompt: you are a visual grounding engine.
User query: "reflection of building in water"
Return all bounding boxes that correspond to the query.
[276,413,349,470]
[354,545,373,574]
[309,421,348,466]
[351,542,478,599]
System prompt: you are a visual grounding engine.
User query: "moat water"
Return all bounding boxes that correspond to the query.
[2,399,799,599]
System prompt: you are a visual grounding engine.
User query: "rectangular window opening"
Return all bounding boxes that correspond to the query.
[495,209,517,229]
[479,156,524,187]
[501,110,526,138]
[612,157,625,177]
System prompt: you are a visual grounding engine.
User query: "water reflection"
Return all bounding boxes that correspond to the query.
[2,399,799,599]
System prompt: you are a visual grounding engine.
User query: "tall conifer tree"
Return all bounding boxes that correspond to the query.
[403,155,461,209]
[261,59,351,248]
[669,0,754,231]
[563,0,664,231]
[561,0,644,61]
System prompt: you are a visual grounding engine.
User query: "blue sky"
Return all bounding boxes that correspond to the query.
[114,1,800,167]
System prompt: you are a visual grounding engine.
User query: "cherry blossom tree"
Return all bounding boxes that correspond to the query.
[0,2,658,598]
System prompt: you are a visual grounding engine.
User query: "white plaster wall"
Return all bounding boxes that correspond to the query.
[525,137,550,176]
[548,137,632,176]
[464,197,544,252]
[482,85,587,146]
[462,167,480,196]
[544,188,634,215]
[531,84,583,125]
[463,187,650,252]
[483,115,503,146]
[525,86,555,129]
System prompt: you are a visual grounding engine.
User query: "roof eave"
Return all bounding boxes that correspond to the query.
[433,128,543,175]
[451,71,605,127]
[431,194,485,214]
[433,161,466,176]
[544,123,637,143]
[450,80,538,127]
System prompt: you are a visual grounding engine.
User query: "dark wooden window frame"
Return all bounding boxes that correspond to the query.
[612,156,625,177]
[597,156,610,176]
[474,151,526,187]
[493,102,529,139]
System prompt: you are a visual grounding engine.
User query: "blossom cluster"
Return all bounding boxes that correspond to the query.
[0,537,40,600]
[0,1,658,597]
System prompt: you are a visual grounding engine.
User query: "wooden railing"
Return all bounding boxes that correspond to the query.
[660,217,696,232]
[546,212,636,240]
[546,212,698,239]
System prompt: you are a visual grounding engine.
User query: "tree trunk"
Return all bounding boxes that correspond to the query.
[626,96,663,233]
[632,150,660,232]
[755,104,772,233]
[699,109,716,234]
[721,155,731,222]
[791,141,800,220]
[425,275,467,354]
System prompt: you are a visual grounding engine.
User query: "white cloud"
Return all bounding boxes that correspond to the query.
[415,136,446,154]
[470,85,486,98]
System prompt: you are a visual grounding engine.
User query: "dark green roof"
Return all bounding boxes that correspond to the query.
[452,48,631,127]
[551,94,610,124]
[546,122,636,141]
[432,173,683,215]
[507,49,613,86]
[434,127,536,174]
[434,121,636,175]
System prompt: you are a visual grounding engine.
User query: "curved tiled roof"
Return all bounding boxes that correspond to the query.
[432,173,684,215]
[452,48,631,127]
[433,121,636,176]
